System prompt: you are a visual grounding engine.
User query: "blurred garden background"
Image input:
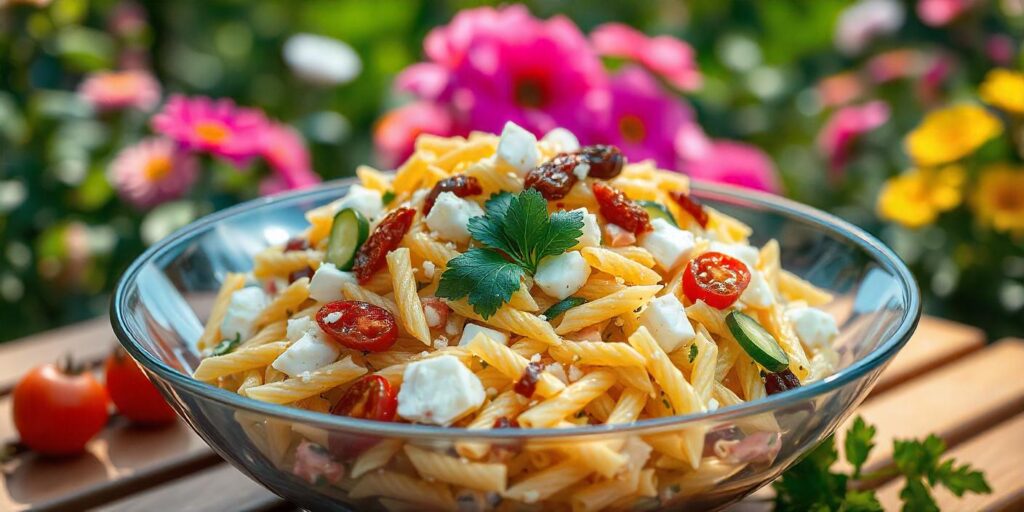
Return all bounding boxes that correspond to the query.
[1,0,1022,343]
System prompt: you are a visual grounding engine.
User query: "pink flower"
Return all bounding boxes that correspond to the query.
[834,0,905,55]
[395,5,608,139]
[985,35,1015,66]
[817,72,866,108]
[260,123,321,193]
[917,0,975,26]
[151,95,270,166]
[374,101,455,168]
[601,66,695,168]
[78,70,160,112]
[865,49,926,83]
[679,139,781,194]
[818,101,890,173]
[591,23,701,91]
[109,138,198,208]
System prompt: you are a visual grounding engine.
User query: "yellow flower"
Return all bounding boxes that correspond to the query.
[972,164,1024,236]
[904,104,1002,167]
[980,69,1024,115]
[877,165,966,228]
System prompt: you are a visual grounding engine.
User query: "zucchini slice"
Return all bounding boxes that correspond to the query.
[637,200,677,227]
[726,311,790,372]
[543,297,586,321]
[325,208,369,270]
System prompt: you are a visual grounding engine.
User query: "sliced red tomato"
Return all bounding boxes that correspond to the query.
[331,375,397,421]
[316,300,398,352]
[682,251,751,309]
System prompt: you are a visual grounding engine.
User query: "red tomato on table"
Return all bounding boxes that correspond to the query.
[13,362,109,456]
[105,348,177,424]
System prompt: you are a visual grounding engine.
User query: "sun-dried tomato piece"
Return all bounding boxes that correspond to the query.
[492,416,520,429]
[669,191,709,228]
[592,182,651,234]
[423,175,483,214]
[764,368,801,395]
[578,145,624,179]
[525,153,579,200]
[284,237,309,252]
[352,207,416,284]
[513,361,543,398]
[288,266,316,284]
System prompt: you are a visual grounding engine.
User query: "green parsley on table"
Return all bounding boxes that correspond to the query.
[437,189,583,318]
[772,416,990,512]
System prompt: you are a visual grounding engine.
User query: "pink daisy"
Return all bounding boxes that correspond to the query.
[78,70,161,112]
[373,101,455,169]
[590,23,701,91]
[818,100,890,174]
[260,123,321,192]
[110,138,198,209]
[151,95,270,166]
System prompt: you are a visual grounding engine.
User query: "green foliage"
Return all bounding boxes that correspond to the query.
[774,416,990,512]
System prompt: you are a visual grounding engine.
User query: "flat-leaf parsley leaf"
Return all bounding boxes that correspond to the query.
[438,189,584,318]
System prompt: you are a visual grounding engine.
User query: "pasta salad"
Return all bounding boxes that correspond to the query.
[192,122,840,511]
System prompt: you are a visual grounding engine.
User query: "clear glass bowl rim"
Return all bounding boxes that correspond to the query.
[110,179,921,441]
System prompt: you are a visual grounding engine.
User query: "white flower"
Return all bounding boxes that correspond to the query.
[283,33,362,86]
[835,0,905,55]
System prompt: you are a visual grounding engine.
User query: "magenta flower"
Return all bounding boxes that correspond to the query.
[591,23,701,91]
[601,66,696,168]
[679,139,781,194]
[395,5,608,139]
[151,95,270,166]
[260,123,321,192]
[109,138,198,209]
[818,101,890,174]
[917,0,976,26]
[78,70,160,112]
[373,101,455,168]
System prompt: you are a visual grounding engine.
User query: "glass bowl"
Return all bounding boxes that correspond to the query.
[110,179,919,511]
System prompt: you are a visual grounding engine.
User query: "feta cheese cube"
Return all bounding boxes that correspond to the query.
[220,287,270,341]
[709,242,760,269]
[785,307,839,349]
[335,184,384,220]
[640,218,696,271]
[459,323,509,347]
[534,251,591,300]
[272,326,340,378]
[286,317,312,342]
[541,127,580,153]
[396,355,486,425]
[425,191,484,244]
[741,269,774,309]
[572,208,601,248]
[308,262,356,303]
[496,121,539,175]
[572,162,590,180]
[639,294,695,353]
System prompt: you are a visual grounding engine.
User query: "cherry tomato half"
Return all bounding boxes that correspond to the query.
[316,300,399,352]
[682,251,751,309]
[105,348,177,425]
[13,363,109,456]
[331,375,397,422]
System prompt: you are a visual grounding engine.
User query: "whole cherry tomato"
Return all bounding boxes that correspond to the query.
[330,375,397,422]
[104,348,177,425]
[13,362,109,456]
[682,251,751,309]
[316,301,399,352]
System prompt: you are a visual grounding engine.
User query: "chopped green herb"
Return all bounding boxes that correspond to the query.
[210,334,241,356]
[688,344,699,363]
[543,297,586,321]
[381,190,396,205]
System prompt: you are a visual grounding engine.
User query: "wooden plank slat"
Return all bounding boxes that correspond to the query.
[840,339,1024,475]
[95,463,286,512]
[873,316,984,394]
[876,410,1024,511]
[0,318,113,394]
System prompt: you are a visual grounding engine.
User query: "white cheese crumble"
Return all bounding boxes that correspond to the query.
[334,184,384,220]
[220,287,270,341]
[286,316,312,342]
[272,325,340,377]
[533,251,591,300]
[638,294,695,353]
[424,306,441,328]
[432,336,449,350]
[323,311,342,324]
[458,323,509,346]
[567,365,583,382]
[422,260,436,279]
[572,208,601,248]
[425,191,484,244]
[396,355,486,426]
[640,218,696,272]
[541,127,580,153]
[308,262,357,303]
[785,306,839,349]
[496,121,540,175]
[572,162,590,180]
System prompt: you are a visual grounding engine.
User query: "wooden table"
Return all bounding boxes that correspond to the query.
[0,316,1020,511]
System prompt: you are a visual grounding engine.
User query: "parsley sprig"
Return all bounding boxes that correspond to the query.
[773,416,990,512]
[437,189,583,318]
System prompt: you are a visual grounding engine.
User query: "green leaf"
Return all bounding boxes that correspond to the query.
[773,436,847,511]
[436,248,524,319]
[844,416,876,478]
[894,435,945,479]
[899,479,938,512]
[688,344,699,363]
[210,334,242,357]
[844,489,884,512]
[932,459,991,497]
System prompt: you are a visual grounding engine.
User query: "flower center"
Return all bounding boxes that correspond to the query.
[195,121,230,145]
[619,115,646,143]
[994,188,1023,211]
[143,155,172,181]
[514,77,548,108]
